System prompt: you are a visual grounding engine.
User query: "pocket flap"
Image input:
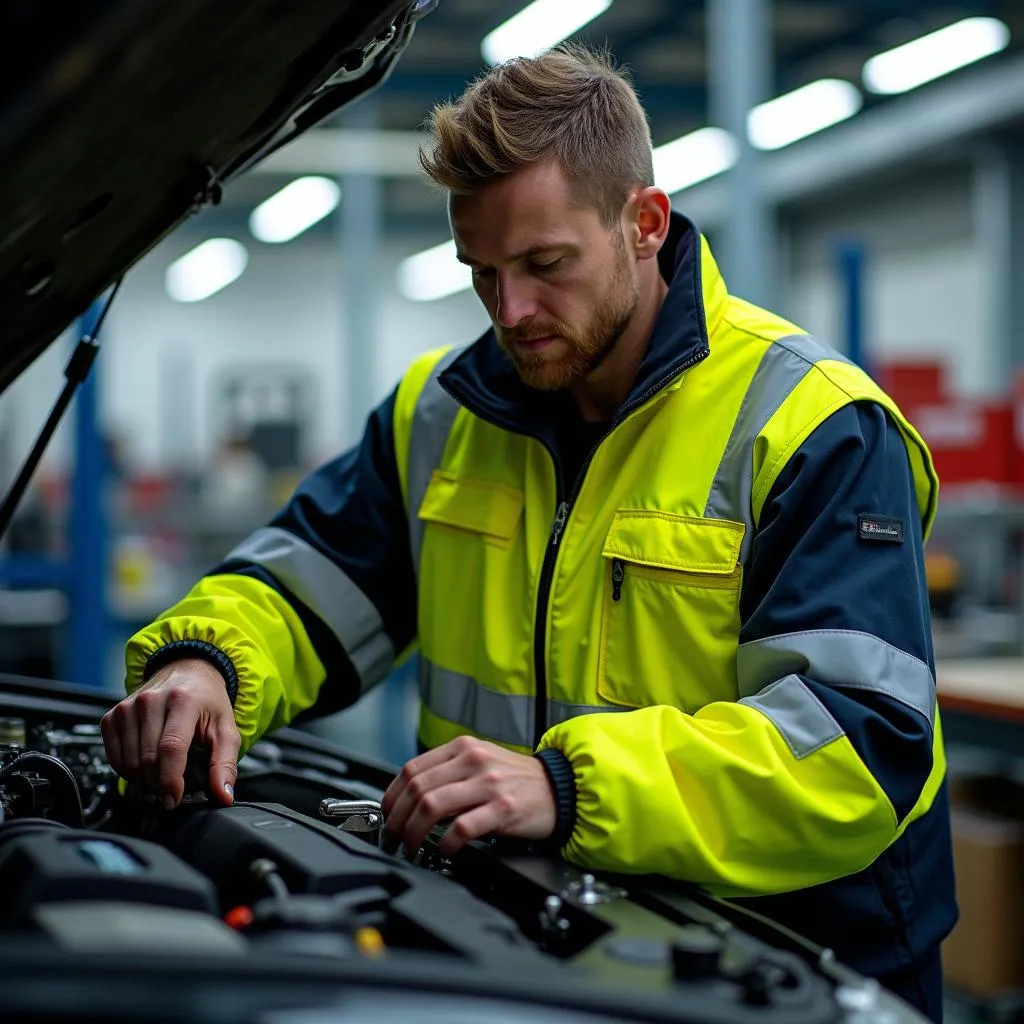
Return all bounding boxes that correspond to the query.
[602,511,744,574]
[417,470,524,540]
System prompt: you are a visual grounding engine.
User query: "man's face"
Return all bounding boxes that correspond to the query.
[450,161,640,391]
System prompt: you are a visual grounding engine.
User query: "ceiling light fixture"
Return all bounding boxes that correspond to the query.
[653,127,739,196]
[249,176,341,243]
[747,79,862,151]
[397,240,473,303]
[165,239,249,303]
[863,17,1010,95]
[482,0,612,65]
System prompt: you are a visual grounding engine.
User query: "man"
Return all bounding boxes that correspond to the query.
[102,46,955,1020]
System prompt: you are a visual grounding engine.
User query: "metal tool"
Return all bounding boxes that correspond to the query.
[562,872,627,906]
[318,798,384,847]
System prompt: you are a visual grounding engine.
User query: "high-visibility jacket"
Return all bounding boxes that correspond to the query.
[126,214,957,978]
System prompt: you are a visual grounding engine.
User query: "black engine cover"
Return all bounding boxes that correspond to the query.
[0,823,216,926]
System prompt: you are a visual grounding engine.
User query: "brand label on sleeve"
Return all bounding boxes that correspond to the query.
[858,514,904,544]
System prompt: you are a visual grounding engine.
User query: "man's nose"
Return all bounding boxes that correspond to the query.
[495,275,537,328]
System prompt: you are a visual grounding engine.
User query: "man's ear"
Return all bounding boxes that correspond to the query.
[628,187,672,262]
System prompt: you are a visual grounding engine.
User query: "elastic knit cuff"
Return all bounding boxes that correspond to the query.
[142,640,239,706]
[534,747,578,850]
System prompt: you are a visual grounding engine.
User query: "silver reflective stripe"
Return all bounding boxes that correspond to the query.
[737,629,935,729]
[548,699,630,728]
[407,348,464,573]
[419,659,628,747]
[420,659,532,748]
[775,333,854,368]
[704,334,852,563]
[739,674,844,759]
[226,527,395,691]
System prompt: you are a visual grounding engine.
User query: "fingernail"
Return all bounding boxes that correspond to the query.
[224,784,234,799]
[163,796,176,811]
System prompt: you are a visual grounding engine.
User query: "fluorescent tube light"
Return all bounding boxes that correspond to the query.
[249,176,341,243]
[653,128,739,196]
[747,79,862,151]
[397,240,473,303]
[166,239,248,303]
[863,17,1010,95]
[482,0,612,65]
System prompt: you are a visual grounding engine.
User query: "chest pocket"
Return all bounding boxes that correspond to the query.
[415,471,528,680]
[418,470,523,542]
[597,511,744,713]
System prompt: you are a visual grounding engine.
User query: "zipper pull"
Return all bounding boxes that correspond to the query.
[550,501,569,547]
[611,558,625,601]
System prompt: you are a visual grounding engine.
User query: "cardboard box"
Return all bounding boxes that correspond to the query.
[942,774,1024,997]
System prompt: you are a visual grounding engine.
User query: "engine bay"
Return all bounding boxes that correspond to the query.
[0,675,925,1024]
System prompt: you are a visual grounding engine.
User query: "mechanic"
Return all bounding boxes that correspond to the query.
[102,46,955,1021]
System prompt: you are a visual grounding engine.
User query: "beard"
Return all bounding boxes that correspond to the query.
[497,244,640,392]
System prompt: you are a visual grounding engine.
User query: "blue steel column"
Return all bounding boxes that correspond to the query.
[340,96,382,447]
[972,143,1024,654]
[837,243,868,372]
[708,0,775,307]
[66,302,108,688]
[974,142,1024,387]
[336,96,412,764]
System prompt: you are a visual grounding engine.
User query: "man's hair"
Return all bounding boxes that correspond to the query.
[420,44,654,227]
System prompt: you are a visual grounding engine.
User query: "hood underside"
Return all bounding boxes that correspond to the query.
[0,0,421,393]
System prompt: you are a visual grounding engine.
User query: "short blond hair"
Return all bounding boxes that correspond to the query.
[420,44,654,226]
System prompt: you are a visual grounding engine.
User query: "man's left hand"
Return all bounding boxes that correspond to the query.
[381,736,556,858]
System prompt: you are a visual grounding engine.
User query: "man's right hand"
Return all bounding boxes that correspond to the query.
[101,659,240,809]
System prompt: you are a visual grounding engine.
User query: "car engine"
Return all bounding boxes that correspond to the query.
[0,676,926,1024]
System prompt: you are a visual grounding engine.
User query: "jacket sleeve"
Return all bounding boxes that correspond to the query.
[124,387,417,755]
[538,402,943,898]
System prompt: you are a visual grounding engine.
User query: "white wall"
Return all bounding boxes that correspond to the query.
[2,229,490,476]
[781,163,994,397]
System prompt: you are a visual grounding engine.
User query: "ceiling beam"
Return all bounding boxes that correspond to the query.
[251,128,425,177]
[251,53,1024,202]
[677,52,1024,228]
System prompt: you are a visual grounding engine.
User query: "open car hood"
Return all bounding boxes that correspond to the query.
[0,0,431,393]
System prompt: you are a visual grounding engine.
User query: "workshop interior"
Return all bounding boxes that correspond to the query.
[1,1,1023,1022]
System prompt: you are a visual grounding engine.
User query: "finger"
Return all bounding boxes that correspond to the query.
[384,755,474,844]
[137,692,169,795]
[100,710,123,776]
[400,778,489,857]
[117,701,142,782]
[156,698,202,808]
[437,803,503,857]
[207,717,241,806]
[381,742,460,818]
[381,773,406,819]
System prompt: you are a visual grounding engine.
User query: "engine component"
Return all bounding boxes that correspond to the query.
[562,872,627,907]
[671,929,725,981]
[157,802,404,904]
[0,827,216,927]
[33,902,246,956]
[0,751,84,827]
[153,802,544,964]
[0,717,26,747]
[31,724,118,818]
[0,678,934,1023]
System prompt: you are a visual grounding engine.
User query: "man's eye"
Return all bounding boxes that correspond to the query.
[531,258,563,273]
[471,267,495,280]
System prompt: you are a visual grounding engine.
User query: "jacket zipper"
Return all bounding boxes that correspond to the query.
[528,346,709,747]
[611,558,625,601]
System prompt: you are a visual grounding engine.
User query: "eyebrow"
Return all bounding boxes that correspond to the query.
[455,243,577,268]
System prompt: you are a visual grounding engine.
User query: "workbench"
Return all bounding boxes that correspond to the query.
[937,659,1024,760]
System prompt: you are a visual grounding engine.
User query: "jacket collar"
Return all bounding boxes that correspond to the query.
[440,212,728,432]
